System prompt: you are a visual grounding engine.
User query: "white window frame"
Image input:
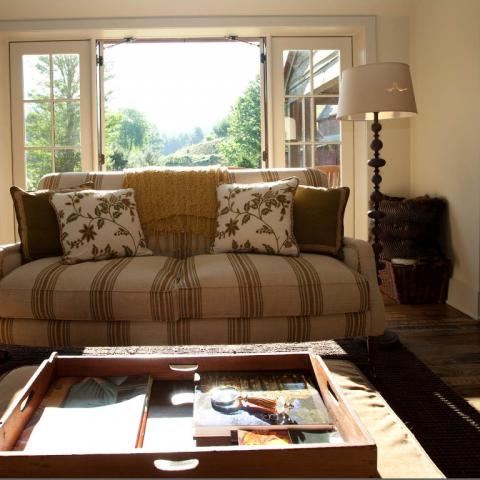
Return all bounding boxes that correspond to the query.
[10,41,94,189]
[270,37,354,235]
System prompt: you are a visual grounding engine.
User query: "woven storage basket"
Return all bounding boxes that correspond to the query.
[380,258,451,304]
[376,194,447,260]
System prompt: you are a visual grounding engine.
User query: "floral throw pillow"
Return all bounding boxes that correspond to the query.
[50,189,152,264]
[213,177,300,256]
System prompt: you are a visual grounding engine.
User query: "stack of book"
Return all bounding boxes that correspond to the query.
[193,370,341,446]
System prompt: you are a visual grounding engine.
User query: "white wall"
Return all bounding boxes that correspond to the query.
[376,16,411,197]
[410,0,480,318]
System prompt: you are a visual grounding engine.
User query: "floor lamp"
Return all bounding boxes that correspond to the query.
[337,63,417,353]
[337,62,417,284]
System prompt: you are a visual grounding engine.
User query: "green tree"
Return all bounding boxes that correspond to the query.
[104,111,127,170]
[25,54,81,188]
[161,127,206,156]
[25,151,51,191]
[190,126,204,144]
[219,76,261,168]
[116,108,149,159]
[212,118,229,138]
[104,108,164,169]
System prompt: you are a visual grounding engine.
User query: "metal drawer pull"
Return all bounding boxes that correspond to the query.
[169,364,198,372]
[154,459,199,472]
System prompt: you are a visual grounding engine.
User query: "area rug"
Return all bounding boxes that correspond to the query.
[1,339,480,478]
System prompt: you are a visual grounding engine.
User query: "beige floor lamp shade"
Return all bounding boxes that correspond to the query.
[337,62,417,120]
[337,62,417,287]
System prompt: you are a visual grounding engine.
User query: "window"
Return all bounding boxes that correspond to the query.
[10,41,93,190]
[283,49,341,169]
[271,37,352,182]
[97,39,265,170]
[9,38,352,189]
[271,37,353,233]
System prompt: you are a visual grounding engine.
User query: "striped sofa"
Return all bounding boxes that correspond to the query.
[0,168,384,348]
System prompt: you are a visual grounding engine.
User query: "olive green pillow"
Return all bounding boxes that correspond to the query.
[10,183,93,262]
[293,186,350,257]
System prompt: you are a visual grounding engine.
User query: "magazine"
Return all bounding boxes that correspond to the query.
[193,370,332,438]
[22,375,153,453]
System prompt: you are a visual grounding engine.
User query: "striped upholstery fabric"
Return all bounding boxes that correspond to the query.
[0,238,384,347]
[177,253,368,319]
[38,171,124,191]
[145,232,212,259]
[0,253,368,322]
[342,237,385,334]
[226,168,326,186]
[37,168,327,191]
[0,313,380,347]
[37,168,327,258]
[0,256,181,323]
[0,244,22,280]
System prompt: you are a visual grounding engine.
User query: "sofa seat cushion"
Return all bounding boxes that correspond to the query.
[177,253,369,319]
[0,256,181,322]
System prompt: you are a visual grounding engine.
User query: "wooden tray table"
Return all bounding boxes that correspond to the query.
[0,352,377,477]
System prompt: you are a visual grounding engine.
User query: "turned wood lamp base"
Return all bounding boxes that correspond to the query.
[368,111,386,285]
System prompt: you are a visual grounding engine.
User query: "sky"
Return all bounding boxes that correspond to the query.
[105,41,260,136]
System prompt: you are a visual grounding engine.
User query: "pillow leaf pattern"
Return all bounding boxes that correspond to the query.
[50,189,152,264]
[213,177,299,256]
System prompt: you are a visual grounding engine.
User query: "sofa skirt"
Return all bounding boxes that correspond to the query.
[0,312,383,347]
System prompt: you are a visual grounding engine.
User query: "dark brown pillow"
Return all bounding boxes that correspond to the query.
[11,183,93,262]
[293,186,350,257]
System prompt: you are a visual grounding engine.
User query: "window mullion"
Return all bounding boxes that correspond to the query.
[309,51,315,168]
[49,54,55,172]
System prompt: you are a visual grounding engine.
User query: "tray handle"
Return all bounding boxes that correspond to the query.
[169,364,198,372]
[153,458,199,472]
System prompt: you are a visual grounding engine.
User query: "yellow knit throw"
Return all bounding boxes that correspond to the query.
[122,167,229,238]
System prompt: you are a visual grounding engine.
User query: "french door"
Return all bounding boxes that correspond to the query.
[271,37,354,235]
[10,41,93,190]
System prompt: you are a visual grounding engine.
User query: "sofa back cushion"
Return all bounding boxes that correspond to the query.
[10,183,93,262]
[50,189,152,264]
[11,187,64,262]
[213,177,300,256]
[38,168,327,258]
[293,186,350,257]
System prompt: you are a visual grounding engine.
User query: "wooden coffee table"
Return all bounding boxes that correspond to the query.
[0,352,377,477]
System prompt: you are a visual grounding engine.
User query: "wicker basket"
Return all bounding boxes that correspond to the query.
[380,258,451,304]
[374,194,447,260]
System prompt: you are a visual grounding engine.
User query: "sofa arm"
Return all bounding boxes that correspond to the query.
[343,237,385,336]
[343,237,377,279]
[0,243,22,280]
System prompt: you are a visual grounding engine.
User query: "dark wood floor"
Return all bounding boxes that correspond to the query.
[385,299,480,412]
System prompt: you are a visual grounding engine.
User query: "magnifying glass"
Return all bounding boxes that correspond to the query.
[210,386,293,415]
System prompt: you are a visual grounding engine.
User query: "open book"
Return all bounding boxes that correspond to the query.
[21,375,153,453]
